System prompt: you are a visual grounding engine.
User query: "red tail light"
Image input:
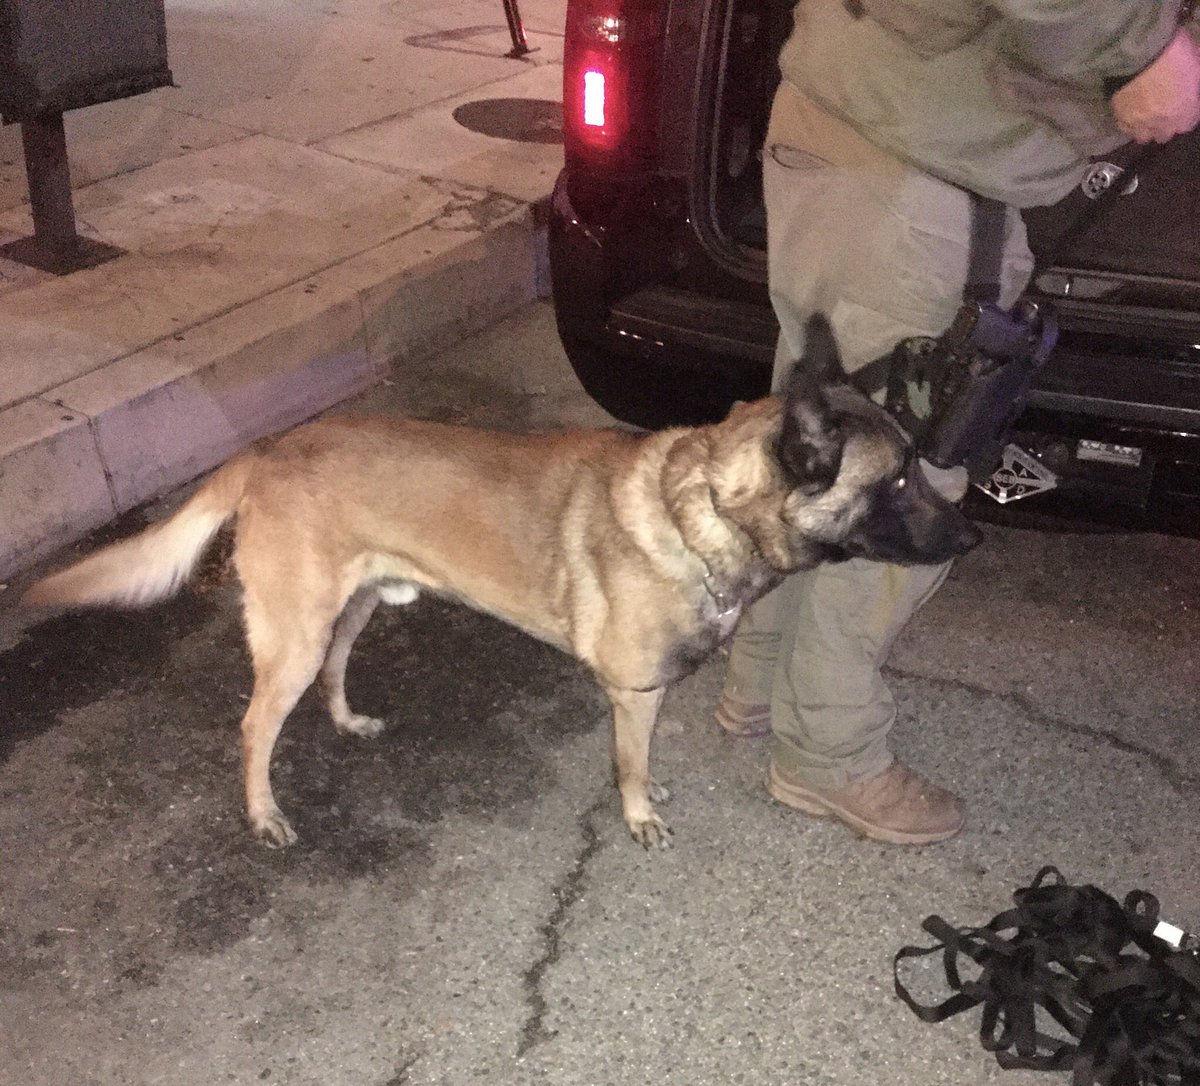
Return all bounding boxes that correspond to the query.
[563,0,663,165]
[583,69,607,128]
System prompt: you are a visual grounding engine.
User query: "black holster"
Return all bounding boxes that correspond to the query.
[885,298,1058,483]
[883,193,1058,483]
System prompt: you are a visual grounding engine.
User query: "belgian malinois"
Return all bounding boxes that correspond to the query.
[25,316,979,849]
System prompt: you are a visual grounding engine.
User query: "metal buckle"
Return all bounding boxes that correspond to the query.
[975,444,1058,504]
[1081,162,1139,200]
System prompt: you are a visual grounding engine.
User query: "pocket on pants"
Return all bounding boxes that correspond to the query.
[767,143,833,172]
[891,222,971,321]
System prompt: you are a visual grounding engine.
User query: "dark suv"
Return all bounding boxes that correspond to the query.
[548,0,1200,530]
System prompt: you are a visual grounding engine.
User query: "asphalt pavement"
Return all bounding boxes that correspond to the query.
[1,301,1197,1086]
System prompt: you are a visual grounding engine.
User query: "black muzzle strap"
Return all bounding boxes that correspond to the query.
[894,867,1200,1085]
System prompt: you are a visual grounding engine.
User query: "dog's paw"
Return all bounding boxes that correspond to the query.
[335,713,386,739]
[649,778,671,804]
[627,813,673,850]
[251,809,298,849]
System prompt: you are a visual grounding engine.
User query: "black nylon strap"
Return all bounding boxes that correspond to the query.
[895,868,1200,1085]
[964,193,1008,306]
[851,191,1009,399]
[849,352,892,397]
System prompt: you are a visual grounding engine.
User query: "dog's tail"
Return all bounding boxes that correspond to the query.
[23,454,256,610]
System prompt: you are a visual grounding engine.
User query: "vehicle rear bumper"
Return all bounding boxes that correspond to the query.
[549,171,1200,527]
[548,169,771,427]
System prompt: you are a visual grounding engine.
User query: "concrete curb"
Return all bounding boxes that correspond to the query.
[0,198,549,581]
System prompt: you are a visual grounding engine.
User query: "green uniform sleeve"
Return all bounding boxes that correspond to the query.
[992,0,1183,86]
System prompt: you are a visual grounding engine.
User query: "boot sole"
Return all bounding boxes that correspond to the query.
[713,702,771,738]
[766,764,963,846]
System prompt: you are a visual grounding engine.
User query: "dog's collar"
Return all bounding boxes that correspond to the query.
[696,486,753,618]
[701,565,739,618]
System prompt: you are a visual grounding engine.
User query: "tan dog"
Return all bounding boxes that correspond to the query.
[24,316,979,849]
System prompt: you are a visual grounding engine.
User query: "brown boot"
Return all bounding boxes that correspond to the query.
[714,696,771,738]
[767,760,964,845]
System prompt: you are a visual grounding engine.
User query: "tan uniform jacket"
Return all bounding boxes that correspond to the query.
[771,0,1184,207]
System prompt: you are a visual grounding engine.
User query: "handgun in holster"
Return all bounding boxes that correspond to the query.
[884,297,1058,483]
[883,194,1059,484]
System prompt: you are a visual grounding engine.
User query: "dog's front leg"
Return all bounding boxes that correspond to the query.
[603,684,671,849]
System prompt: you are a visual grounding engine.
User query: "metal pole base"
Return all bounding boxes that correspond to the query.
[0,113,124,275]
[0,232,124,275]
[502,0,538,57]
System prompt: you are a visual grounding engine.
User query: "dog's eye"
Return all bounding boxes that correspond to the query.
[894,476,907,490]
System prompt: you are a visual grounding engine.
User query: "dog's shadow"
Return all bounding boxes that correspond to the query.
[277,592,605,846]
[1,584,604,981]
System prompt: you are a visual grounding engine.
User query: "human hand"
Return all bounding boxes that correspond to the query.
[1111,27,1200,143]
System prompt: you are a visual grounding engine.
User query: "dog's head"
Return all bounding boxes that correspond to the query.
[709,314,981,571]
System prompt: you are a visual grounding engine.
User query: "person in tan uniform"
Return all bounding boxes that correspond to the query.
[718,0,1200,844]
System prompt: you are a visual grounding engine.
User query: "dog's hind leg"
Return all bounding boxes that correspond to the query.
[321,586,384,737]
[239,591,338,848]
[603,684,671,849]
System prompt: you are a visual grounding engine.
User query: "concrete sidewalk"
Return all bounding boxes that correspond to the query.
[0,0,566,581]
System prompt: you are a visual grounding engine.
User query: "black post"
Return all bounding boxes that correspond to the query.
[0,112,123,274]
[23,114,81,260]
[502,0,534,57]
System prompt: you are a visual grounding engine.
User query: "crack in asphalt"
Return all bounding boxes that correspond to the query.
[381,1051,422,1085]
[887,666,1198,795]
[517,793,608,1058]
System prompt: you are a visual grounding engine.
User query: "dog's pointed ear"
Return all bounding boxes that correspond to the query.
[799,312,850,386]
[775,315,846,494]
[777,366,843,494]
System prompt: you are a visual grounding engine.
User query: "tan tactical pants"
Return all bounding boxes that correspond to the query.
[722,85,1034,790]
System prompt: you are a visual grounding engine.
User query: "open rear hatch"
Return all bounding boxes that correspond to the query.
[690,0,1200,519]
